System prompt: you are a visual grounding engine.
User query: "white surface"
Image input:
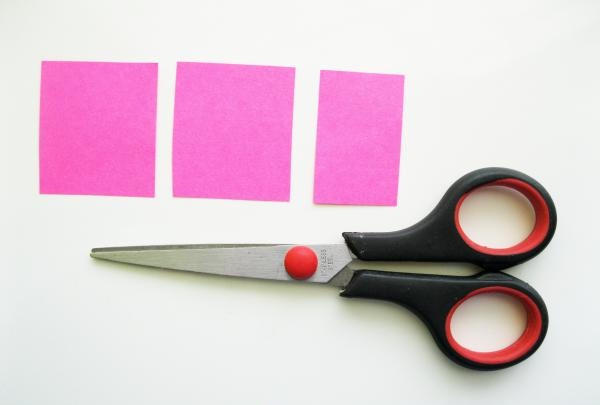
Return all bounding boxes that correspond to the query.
[1,0,599,403]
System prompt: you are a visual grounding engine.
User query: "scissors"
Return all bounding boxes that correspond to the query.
[90,167,556,371]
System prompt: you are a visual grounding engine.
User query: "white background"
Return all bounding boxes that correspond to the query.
[1,0,599,404]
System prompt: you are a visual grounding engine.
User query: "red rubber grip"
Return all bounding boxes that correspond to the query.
[444,286,544,365]
[454,178,551,256]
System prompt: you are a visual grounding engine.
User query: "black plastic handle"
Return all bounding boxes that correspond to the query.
[341,270,548,370]
[343,167,557,271]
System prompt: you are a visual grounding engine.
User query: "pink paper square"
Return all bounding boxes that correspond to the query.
[39,61,158,197]
[173,62,295,201]
[313,70,405,206]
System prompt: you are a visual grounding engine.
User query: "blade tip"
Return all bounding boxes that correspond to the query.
[90,248,103,259]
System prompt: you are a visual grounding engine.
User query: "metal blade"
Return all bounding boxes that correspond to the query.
[90,244,354,284]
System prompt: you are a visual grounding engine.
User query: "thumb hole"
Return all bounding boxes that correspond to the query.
[450,292,527,352]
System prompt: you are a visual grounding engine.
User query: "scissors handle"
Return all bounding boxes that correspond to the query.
[341,270,548,370]
[343,167,557,271]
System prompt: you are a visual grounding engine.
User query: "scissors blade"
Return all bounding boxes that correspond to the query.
[90,244,354,284]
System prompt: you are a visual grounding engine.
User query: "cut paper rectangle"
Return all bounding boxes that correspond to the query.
[39,61,158,197]
[173,62,295,201]
[313,70,405,206]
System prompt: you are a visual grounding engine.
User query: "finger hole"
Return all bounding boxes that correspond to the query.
[444,287,543,365]
[454,179,551,255]
[458,186,534,249]
[450,292,526,351]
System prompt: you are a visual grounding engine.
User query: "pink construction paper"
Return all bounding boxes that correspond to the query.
[39,61,158,197]
[173,62,295,201]
[313,70,404,206]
